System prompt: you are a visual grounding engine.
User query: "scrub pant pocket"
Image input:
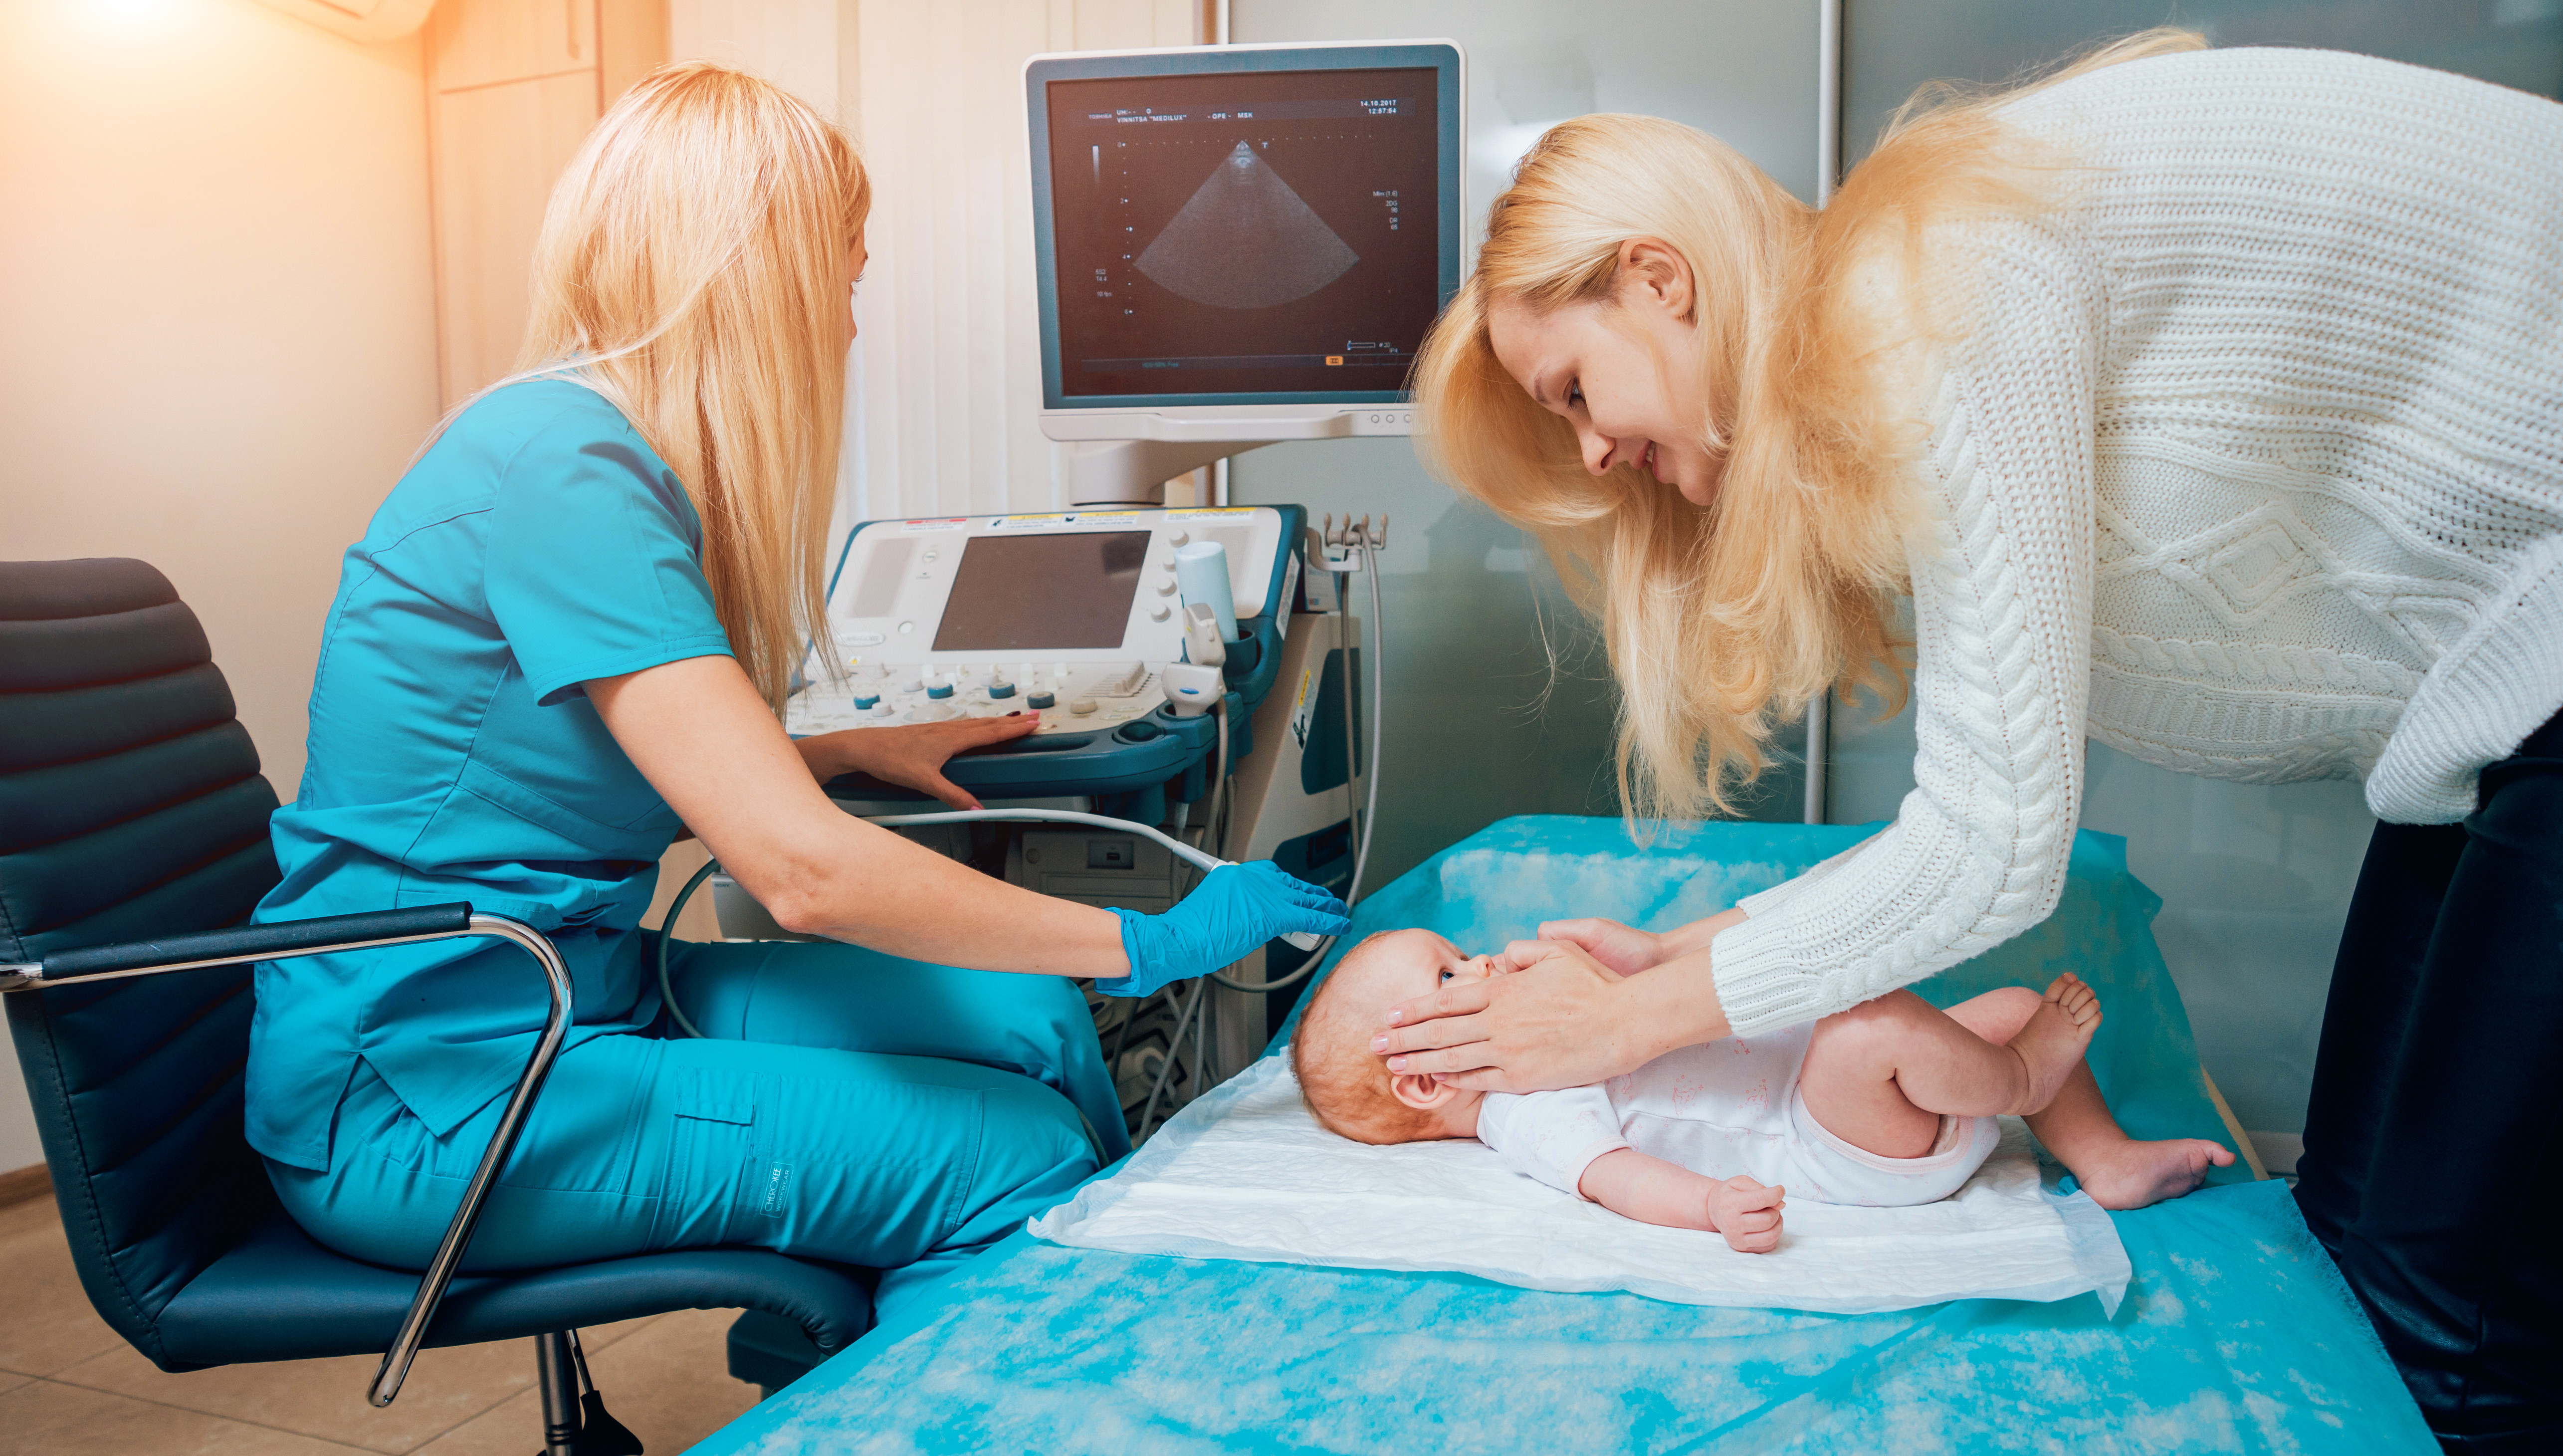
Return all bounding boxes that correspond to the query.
[632,1038,1096,1313]
[657,933,1128,1162]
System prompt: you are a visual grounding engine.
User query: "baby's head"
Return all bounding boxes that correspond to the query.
[1290,928,1505,1144]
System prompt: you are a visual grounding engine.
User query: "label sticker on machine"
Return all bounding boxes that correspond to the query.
[902,518,966,533]
[1288,666,1317,748]
[1168,508,1258,520]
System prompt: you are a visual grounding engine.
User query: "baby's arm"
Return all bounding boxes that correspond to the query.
[1577,1148,1785,1253]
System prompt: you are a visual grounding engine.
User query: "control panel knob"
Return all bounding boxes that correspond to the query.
[924,680,955,700]
[871,701,898,719]
[853,693,880,711]
[1027,691,1056,709]
[1148,603,1172,622]
[901,676,924,693]
[1068,697,1098,715]
[988,680,1016,699]
[1168,529,1189,546]
[1154,578,1178,596]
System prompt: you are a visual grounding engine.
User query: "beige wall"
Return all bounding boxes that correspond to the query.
[0,0,440,1173]
[1,0,442,802]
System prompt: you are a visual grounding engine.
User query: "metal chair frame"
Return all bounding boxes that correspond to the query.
[3,902,570,1414]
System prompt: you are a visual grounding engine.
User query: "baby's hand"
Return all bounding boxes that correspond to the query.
[1705,1175,1784,1254]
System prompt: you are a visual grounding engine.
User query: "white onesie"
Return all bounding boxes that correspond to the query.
[1474,1022,2001,1209]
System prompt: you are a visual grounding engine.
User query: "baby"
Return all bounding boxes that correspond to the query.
[1292,929,2234,1251]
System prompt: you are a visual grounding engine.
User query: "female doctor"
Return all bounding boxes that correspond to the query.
[1381,32,2561,1450]
[246,64,1346,1317]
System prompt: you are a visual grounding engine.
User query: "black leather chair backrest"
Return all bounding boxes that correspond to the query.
[1,558,288,1365]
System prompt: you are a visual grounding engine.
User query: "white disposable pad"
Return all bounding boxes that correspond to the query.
[1032,1055,2132,1317]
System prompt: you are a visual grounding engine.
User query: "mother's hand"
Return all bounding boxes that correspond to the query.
[1373,939,1666,1094]
[1536,917,1670,976]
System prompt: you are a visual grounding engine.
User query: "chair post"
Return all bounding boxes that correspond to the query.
[535,1331,582,1456]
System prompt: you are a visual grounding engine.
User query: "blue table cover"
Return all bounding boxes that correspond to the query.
[694,817,2432,1454]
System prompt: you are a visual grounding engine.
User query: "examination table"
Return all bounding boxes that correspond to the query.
[695,817,2433,1454]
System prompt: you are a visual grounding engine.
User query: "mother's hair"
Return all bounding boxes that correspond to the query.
[1411,29,2201,821]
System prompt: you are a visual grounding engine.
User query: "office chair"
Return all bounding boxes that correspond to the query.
[0,559,870,1455]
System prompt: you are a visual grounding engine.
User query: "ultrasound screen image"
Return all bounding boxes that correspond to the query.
[1044,66,1440,399]
[1137,141,1359,310]
[932,532,1149,652]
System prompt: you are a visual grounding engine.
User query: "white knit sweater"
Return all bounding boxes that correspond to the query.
[1710,48,2563,1037]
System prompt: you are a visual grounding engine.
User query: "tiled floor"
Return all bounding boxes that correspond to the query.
[0,1195,763,1455]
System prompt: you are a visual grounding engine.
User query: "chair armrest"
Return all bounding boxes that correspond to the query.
[33,904,475,981]
[2,906,575,1414]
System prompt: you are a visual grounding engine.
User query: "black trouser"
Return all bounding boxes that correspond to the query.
[2296,711,2563,1453]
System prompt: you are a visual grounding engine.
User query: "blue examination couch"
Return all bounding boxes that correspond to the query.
[694,818,2433,1454]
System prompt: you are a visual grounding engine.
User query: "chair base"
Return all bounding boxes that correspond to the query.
[535,1331,642,1456]
[727,1308,834,1400]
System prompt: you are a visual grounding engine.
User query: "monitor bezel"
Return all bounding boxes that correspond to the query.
[1025,40,1463,414]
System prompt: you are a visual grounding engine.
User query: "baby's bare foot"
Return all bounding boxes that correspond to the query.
[2003,973,2103,1114]
[2074,1137,2235,1210]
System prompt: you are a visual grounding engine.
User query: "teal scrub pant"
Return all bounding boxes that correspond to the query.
[265,936,1125,1317]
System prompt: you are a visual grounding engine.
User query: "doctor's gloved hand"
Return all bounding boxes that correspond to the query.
[1094,861,1351,998]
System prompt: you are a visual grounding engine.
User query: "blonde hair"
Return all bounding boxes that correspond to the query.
[1290,933,1451,1145]
[507,62,869,710]
[1413,29,2202,820]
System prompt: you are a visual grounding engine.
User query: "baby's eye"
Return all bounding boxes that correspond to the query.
[1567,380,1584,409]
[1439,969,1454,983]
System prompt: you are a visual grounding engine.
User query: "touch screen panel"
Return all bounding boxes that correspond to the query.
[932,532,1150,652]
[1043,66,1441,399]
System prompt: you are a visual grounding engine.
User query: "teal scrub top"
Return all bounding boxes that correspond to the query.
[248,380,733,1172]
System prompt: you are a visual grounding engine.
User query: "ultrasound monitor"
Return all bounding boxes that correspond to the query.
[1025,41,1463,487]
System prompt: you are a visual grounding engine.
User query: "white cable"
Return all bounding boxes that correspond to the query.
[1137,980,1206,1139]
[1207,542,1388,995]
[869,799,1322,957]
[867,808,1224,875]
[674,568,1374,1041]
[1210,699,1230,860]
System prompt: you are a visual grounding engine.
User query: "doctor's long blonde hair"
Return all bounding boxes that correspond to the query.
[511,63,867,710]
[1414,29,2200,820]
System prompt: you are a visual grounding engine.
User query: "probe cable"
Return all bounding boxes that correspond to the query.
[655,553,1382,1030]
[1205,548,1384,995]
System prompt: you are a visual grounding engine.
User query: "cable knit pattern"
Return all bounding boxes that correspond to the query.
[1709,48,2563,1035]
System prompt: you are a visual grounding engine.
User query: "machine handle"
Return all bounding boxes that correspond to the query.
[38,903,477,980]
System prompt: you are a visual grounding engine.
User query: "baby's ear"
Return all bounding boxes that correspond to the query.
[1389,1071,1459,1110]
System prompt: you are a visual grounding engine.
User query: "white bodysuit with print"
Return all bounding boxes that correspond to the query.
[1474,1022,2000,1209]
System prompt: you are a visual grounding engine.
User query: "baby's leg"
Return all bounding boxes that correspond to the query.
[1940,988,2236,1209]
[1797,977,2101,1159]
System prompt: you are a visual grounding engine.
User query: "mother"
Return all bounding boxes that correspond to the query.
[250,65,1343,1319]
[1388,31,2560,1447]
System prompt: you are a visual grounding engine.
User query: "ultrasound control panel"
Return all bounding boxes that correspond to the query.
[787,506,1296,740]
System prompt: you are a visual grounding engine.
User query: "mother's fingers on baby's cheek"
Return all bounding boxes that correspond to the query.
[1379,1045,1499,1079]
[1428,1068,1520,1093]
[1383,978,1491,1028]
[1374,1014,1485,1057]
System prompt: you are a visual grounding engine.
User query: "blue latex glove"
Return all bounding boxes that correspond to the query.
[1095,861,1352,998]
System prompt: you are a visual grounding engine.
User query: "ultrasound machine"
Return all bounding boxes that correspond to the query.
[697,41,1465,1135]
